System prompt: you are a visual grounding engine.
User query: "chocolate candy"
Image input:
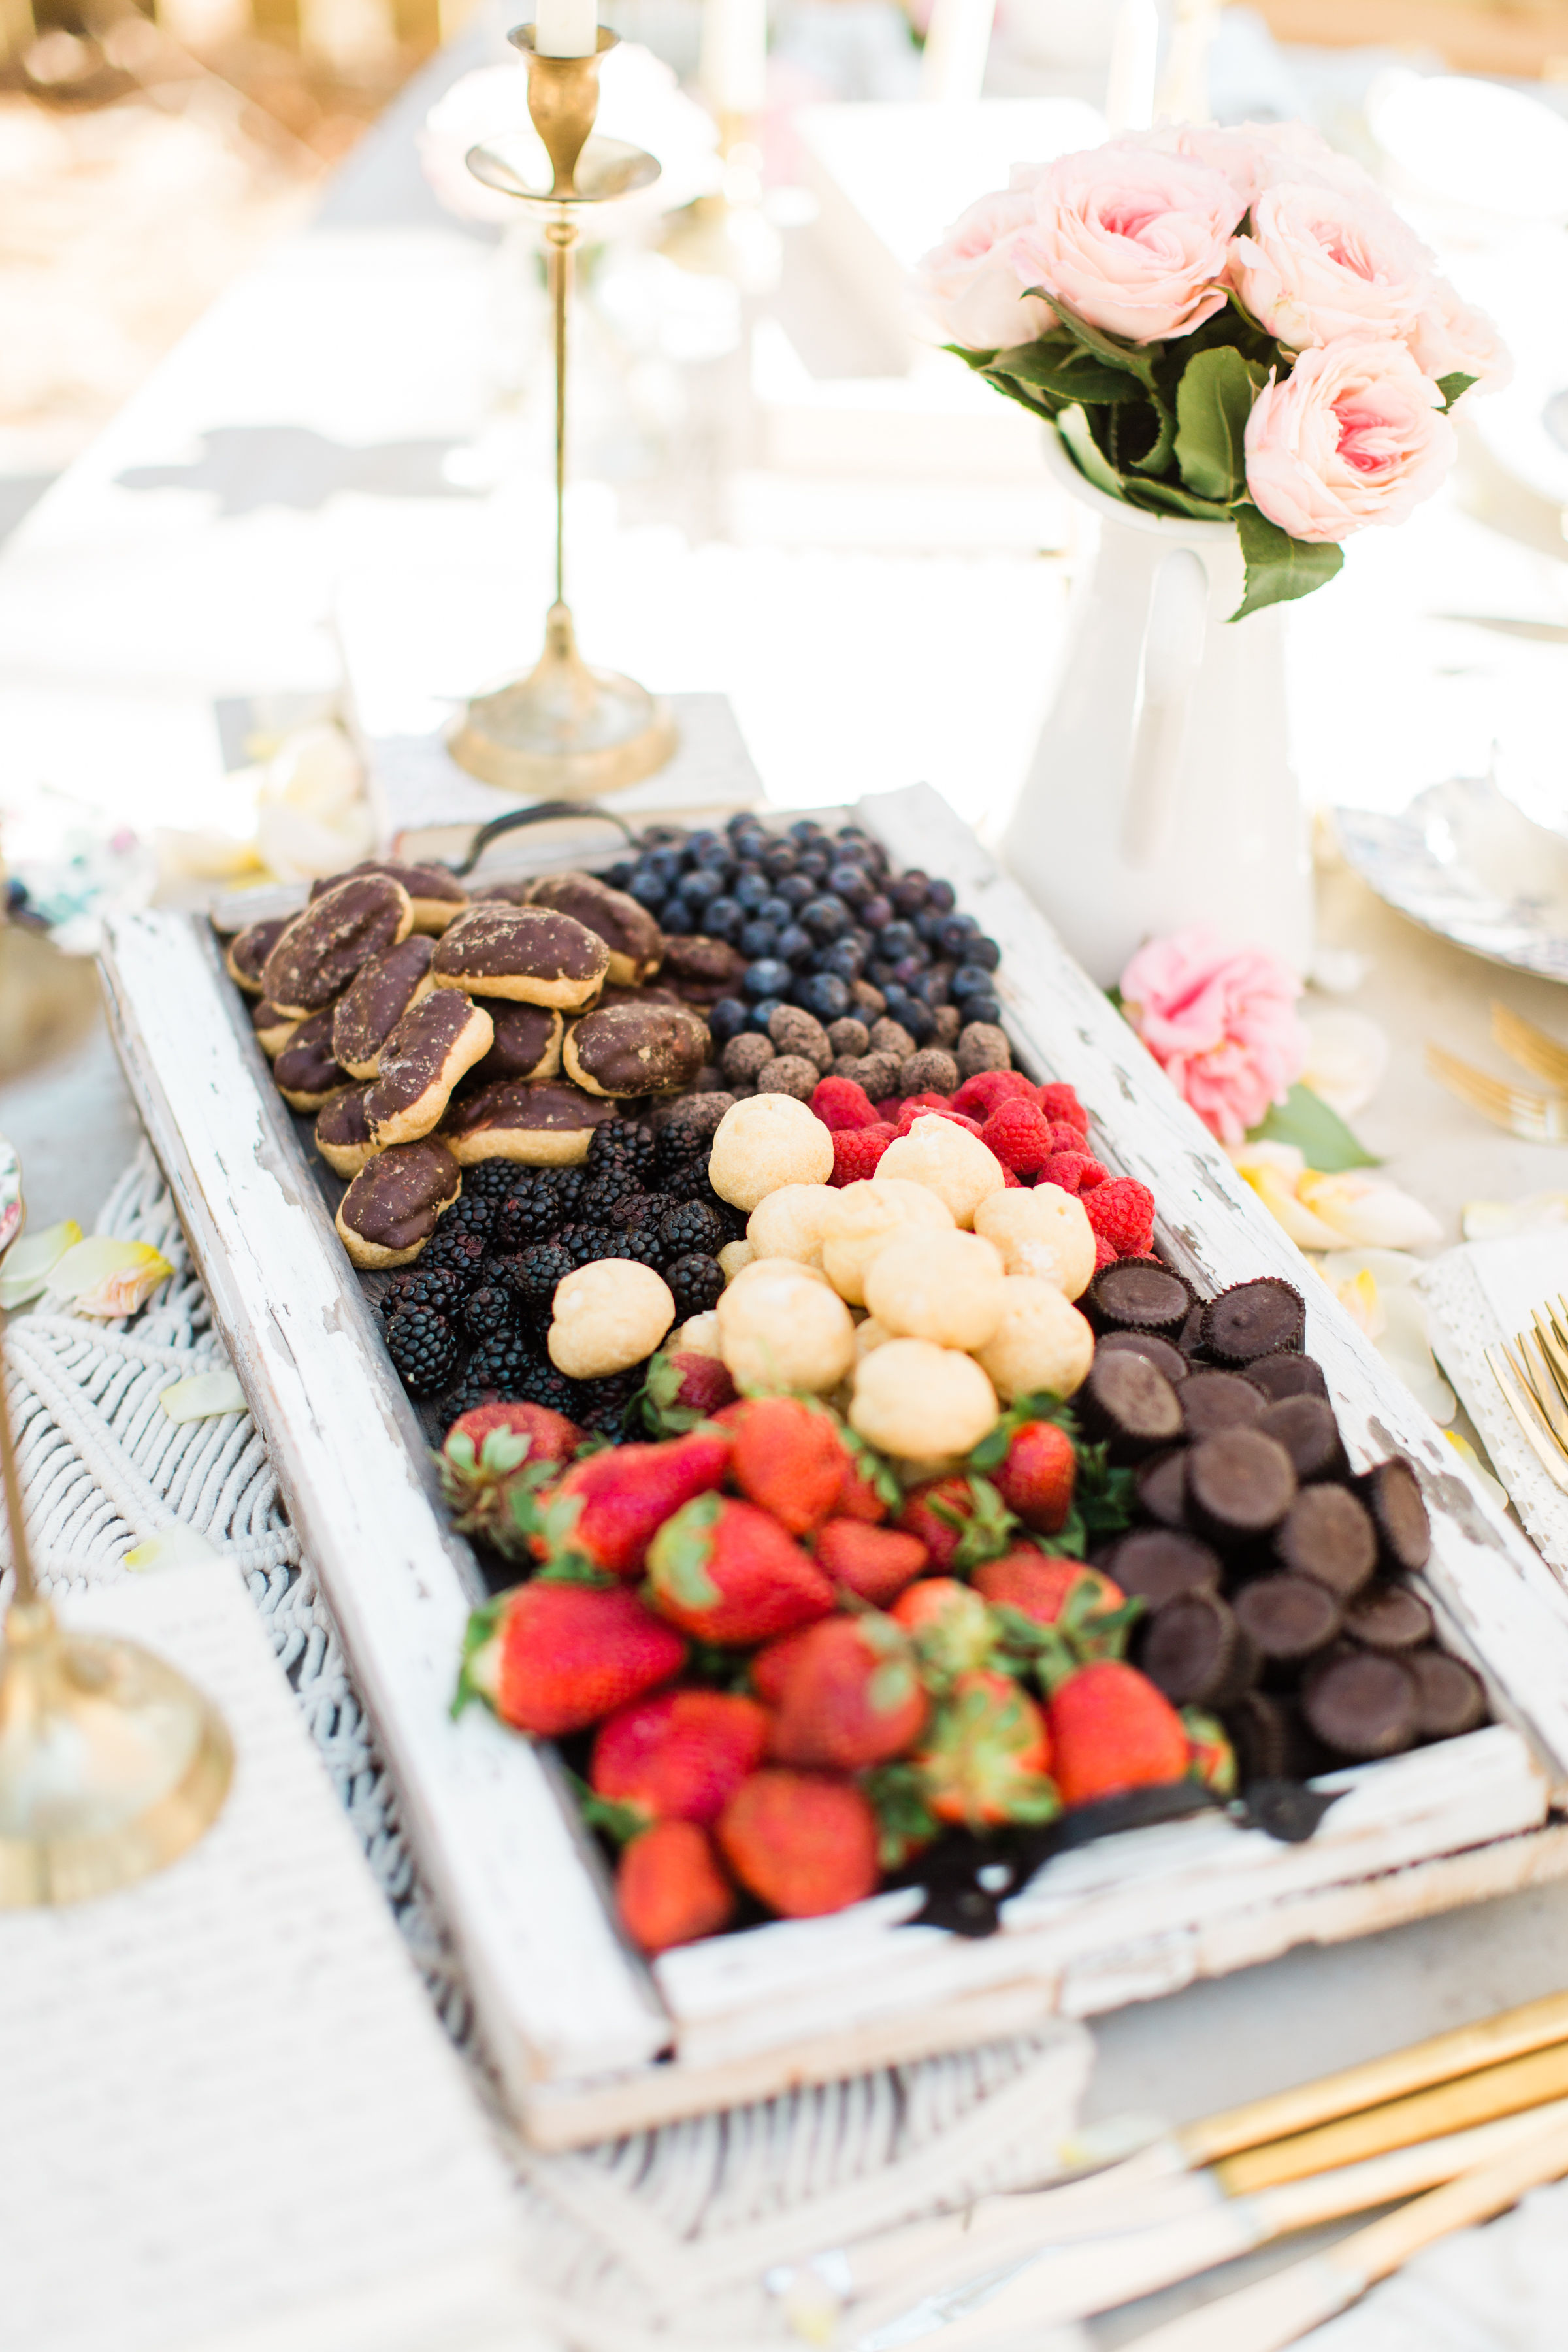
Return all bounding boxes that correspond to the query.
[366,990,495,1148]
[1085,1259,1192,1337]
[1224,1690,1299,1782]
[1186,1428,1296,1542]
[1245,1352,1329,1405]
[519,870,664,987]
[310,859,468,934]
[252,999,299,1060]
[439,1077,619,1166]
[1200,1277,1306,1365]
[262,875,414,1018]
[1408,1650,1486,1740]
[464,1001,564,1089]
[1175,1303,1207,1358]
[564,1000,711,1099]
[274,1010,347,1111]
[225,915,289,996]
[1098,1331,1189,1384]
[1141,1592,1257,1707]
[432,903,609,1009]
[314,1084,379,1177]
[1233,1573,1342,1666]
[334,1135,461,1270]
[1103,1527,1221,1609]
[331,936,436,1081]
[1180,1369,1266,1442]
[1343,1582,1433,1653]
[1304,1650,1417,1759]
[1358,1457,1431,1574]
[1257,1394,1345,1484]
[1134,1448,1190,1529]
[1274,1484,1377,1598]
[1078,1348,1183,1458]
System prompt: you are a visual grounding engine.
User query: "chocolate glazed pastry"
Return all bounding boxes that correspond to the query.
[432,903,610,1009]
[1084,1260,1193,1337]
[311,859,468,934]
[262,874,414,1018]
[1257,1394,1345,1483]
[274,1010,348,1112]
[335,1135,461,1270]
[1358,1457,1432,1573]
[439,1077,619,1166]
[520,870,666,987]
[1102,1527,1222,1609]
[225,916,290,995]
[563,1000,711,1099]
[252,999,299,1060]
[315,1084,380,1177]
[462,1000,564,1089]
[1097,1331,1189,1385]
[1200,1277,1307,1365]
[1140,1592,1258,1707]
[659,934,749,1007]
[332,936,436,1080]
[1245,1352,1330,1404]
[366,989,494,1147]
[1274,1484,1378,1598]
[1179,1369,1266,1441]
[1077,1350,1183,1459]
[1343,1582,1434,1653]
[1233,1573,1343,1668]
[1186,1428,1297,1543]
[1304,1650,1417,1759]
[1408,1650,1488,1740]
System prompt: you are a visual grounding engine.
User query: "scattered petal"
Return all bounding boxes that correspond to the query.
[1332,1266,1387,1341]
[0,1218,82,1309]
[1462,1192,1568,1241]
[51,1236,174,1318]
[160,1370,247,1424]
[1239,1160,1345,1250]
[1231,1141,1307,1179]
[1299,1169,1443,1250]
[1375,1287,1456,1424]
[124,1524,219,1571]
[1318,1247,1426,1290]
[1300,1008,1390,1120]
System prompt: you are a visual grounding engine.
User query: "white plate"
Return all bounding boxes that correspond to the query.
[1337,776,1568,983]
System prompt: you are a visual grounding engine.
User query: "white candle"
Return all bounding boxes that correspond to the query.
[1105,0,1159,132]
[700,0,768,116]
[534,0,597,59]
[918,0,996,105]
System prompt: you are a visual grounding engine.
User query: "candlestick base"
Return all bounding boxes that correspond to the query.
[661,127,781,292]
[0,1597,233,1908]
[447,602,678,800]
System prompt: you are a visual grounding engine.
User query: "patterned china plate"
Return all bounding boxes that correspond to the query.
[0,1134,22,1260]
[1336,777,1568,984]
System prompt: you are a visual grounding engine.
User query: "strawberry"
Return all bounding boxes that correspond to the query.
[898,1475,1017,1573]
[1183,1707,1239,1798]
[526,1428,730,1578]
[751,1625,816,1707]
[1045,1659,1189,1808]
[913,1670,1059,1827]
[1039,1151,1109,1196]
[717,1769,881,1918]
[832,1124,896,1185]
[459,1584,685,1737]
[591,1689,770,1825]
[634,1348,737,1435]
[1082,1178,1157,1260]
[438,1401,583,1554]
[891,1576,996,1680]
[990,1418,1077,1534]
[1038,1082,1089,1136]
[835,1433,897,1524]
[953,1070,1038,1121]
[811,1075,881,1131]
[726,1396,848,1535]
[981,1098,1056,1177]
[815,1517,928,1605]
[617,1820,735,1953]
[766,1614,928,1770]
[647,1495,838,1644]
[974,1551,1126,1628]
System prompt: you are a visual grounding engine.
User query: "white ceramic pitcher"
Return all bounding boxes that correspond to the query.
[1000,433,1312,988]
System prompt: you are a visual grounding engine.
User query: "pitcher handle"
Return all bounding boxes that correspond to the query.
[1121,547,1208,869]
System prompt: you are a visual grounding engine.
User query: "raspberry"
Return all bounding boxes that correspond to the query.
[980,1098,1054,1176]
[902,1090,952,1117]
[1039,1083,1089,1136]
[1002,1165,1022,1186]
[1082,1177,1156,1258]
[953,1070,1037,1120]
[1047,1120,1090,1156]
[1092,1232,1118,1272]
[810,1076,879,1132]
[874,1097,904,1123]
[831,1124,896,1185]
[894,1102,983,1139]
[1040,1151,1109,1195]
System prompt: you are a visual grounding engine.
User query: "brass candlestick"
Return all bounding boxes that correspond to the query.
[446,25,679,801]
[660,114,781,291]
[0,1159,232,1908]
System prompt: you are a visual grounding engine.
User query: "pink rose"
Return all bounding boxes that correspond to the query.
[1229,182,1433,350]
[1244,335,1456,544]
[1407,277,1513,397]
[1011,141,1245,346]
[919,191,1056,352]
[1120,928,1307,1148]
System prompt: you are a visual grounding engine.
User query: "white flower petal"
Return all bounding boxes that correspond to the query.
[160,1370,248,1424]
[50,1237,174,1318]
[124,1524,218,1571]
[1332,1266,1387,1341]
[0,1217,82,1309]
[1231,1141,1308,1179]
[1300,1007,1390,1120]
[1234,1158,1345,1249]
[1318,1247,1426,1289]
[1374,1288,1456,1424]
[1299,1170,1443,1250]
[1462,1192,1568,1241]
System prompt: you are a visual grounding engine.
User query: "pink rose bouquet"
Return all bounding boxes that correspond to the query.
[1119,928,1308,1146]
[922,120,1509,616]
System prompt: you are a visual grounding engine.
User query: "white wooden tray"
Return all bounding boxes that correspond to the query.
[99,785,1568,2149]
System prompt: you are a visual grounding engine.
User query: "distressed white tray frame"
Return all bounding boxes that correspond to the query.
[99,785,1568,2149]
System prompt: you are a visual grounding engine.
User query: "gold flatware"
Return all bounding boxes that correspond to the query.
[1491,1000,1568,1090]
[1426,1043,1568,1141]
[1486,1342,1568,1494]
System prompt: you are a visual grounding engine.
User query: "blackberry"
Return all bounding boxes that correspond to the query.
[664,1253,725,1319]
[462,1282,518,1341]
[380,1263,469,1320]
[464,1330,544,1401]
[463,1160,519,1201]
[658,1199,727,1260]
[606,1226,665,1273]
[422,1225,488,1285]
[510,1239,574,1311]
[510,1356,591,1419]
[385,1307,461,1395]
[587,1118,656,1180]
[553,1166,587,1221]
[575,1371,637,1437]
[494,1172,564,1252]
[577,1165,639,1220]
[443,1190,496,1243]
[655,1122,706,1183]
[561,1222,619,1268]
[608,1189,662,1230]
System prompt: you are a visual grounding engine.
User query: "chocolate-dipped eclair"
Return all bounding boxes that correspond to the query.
[310,859,468,933]
[659,934,749,1007]
[225,915,290,995]
[263,874,414,1018]
[335,1135,461,1269]
[431,903,609,1009]
[274,1009,348,1112]
[1179,1368,1266,1442]
[1274,1484,1377,1599]
[252,999,299,1060]
[464,1001,564,1089]
[331,935,437,1081]
[518,870,665,986]
[563,1000,711,1099]
[366,989,494,1147]
[315,1084,380,1178]
[439,1077,619,1166]
[1200,1277,1307,1365]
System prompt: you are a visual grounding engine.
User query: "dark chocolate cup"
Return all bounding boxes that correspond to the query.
[1186,1428,1297,1544]
[1084,1259,1194,1338]
[1245,1352,1329,1405]
[1077,1348,1183,1460]
[1233,1572,1343,1667]
[1134,1448,1191,1530]
[1200,1277,1307,1365]
[1180,1369,1266,1443]
[1098,1330,1190,1386]
[1358,1457,1432,1574]
[1257,1394,1345,1484]
[1104,1527,1223,1610]
[1224,1690,1330,1783]
[1176,1302,1208,1359]
[1140,1592,1258,1707]
[1343,1581,1434,1653]
[1274,1484,1377,1599]
[1303,1650,1418,1760]
[1408,1649,1488,1740]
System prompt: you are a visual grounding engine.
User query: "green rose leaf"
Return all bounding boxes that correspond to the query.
[1436,370,1478,414]
[1246,1081,1379,1171]
[1054,405,1124,500]
[1175,343,1260,504]
[1230,505,1344,621]
[1043,295,1162,391]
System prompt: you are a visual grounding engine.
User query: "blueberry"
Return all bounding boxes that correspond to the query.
[796,849,830,881]
[793,971,851,1021]
[745,957,792,999]
[800,895,849,941]
[759,894,794,926]
[725,811,754,838]
[747,995,785,1032]
[828,862,870,904]
[970,935,1002,972]
[960,994,1002,1027]
[878,920,918,960]
[939,914,979,958]
[704,896,742,941]
[709,996,749,1043]
[867,958,900,988]
[915,908,948,946]
[734,870,771,911]
[900,995,937,1042]
[815,939,864,983]
[906,968,948,1006]
[679,868,725,907]
[688,830,726,865]
[860,894,894,931]
[890,955,926,988]
[927,879,956,914]
[604,858,636,889]
[776,922,815,966]
[788,818,823,845]
[738,919,779,960]
[776,873,815,909]
[890,872,929,915]
[762,843,797,879]
[628,866,668,911]
[951,961,995,1002]
[647,847,683,887]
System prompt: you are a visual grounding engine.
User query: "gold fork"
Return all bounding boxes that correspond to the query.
[1490,1002,1568,1091]
[1427,1044,1568,1143]
[1485,1294,1568,1492]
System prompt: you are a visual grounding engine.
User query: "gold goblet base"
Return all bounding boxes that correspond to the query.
[0,1597,234,1908]
[447,602,678,800]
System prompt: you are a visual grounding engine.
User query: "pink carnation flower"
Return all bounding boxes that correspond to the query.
[1120,928,1308,1147]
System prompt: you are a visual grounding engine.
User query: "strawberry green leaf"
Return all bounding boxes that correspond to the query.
[868,1659,919,1716]
[451,1595,510,1718]
[564,1768,647,1847]
[950,1475,1019,1571]
[651,1493,723,1612]
[478,1427,531,1477]
[863,1761,939,1869]
[840,1426,903,1513]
